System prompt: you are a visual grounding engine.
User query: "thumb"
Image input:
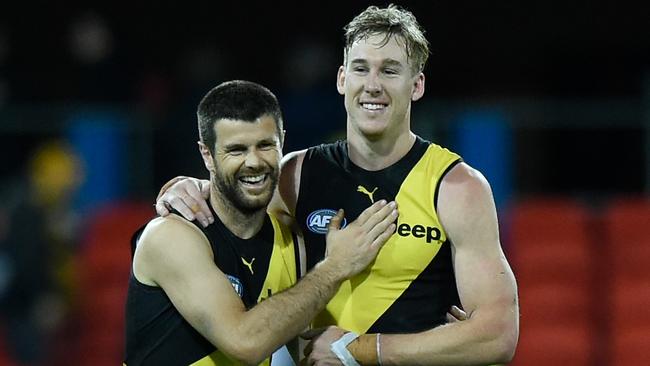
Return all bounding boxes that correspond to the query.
[327,209,344,233]
[155,201,170,217]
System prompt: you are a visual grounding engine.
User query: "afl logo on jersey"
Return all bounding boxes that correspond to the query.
[306,209,347,234]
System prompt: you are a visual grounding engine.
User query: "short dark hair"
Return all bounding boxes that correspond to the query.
[343,4,430,74]
[197,80,284,153]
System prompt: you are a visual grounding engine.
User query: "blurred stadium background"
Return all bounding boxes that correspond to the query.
[0,1,648,365]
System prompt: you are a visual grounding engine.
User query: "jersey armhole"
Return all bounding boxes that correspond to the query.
[433,158,463,213]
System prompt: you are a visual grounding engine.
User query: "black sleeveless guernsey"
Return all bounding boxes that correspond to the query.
[124,208,297,365]
[295,137,462,334]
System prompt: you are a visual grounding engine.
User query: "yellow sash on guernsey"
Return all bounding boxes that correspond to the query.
[313,144,460,334]
[259,215,297,303]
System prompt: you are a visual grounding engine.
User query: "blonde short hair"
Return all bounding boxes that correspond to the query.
[343,4,430,74]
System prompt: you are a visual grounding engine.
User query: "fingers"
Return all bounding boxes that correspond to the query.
[365,201,398,238]
[370,222,397,250]
[300,327,326,339]
[155,200,171,217]
[302,340,314,359]
[200,179,211,199]
[353,200,388,226]
[167,196,196,222]
[156,176,187,201]
[446,305,468,323]
[301,328,326,360]
[157,179,213,227]
[327,209,344,233]
[363,201,397,235]
[185,181,213,226]
[450,305,468,320]
[360,201,398,252]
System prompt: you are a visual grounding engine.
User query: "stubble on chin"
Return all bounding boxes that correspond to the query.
[212,171,278,215]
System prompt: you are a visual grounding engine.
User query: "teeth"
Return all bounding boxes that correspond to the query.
[240,174,265,184]
[362,103,385,110]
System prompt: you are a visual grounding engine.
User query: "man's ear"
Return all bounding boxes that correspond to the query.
[411,72,425,101]
[198,141,215,173]
[336,65,346,95]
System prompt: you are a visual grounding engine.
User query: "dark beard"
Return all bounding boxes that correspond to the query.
[213,168,278,215]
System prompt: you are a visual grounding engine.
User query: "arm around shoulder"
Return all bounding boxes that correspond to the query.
[154,176,213,226]
[134,210,381,365]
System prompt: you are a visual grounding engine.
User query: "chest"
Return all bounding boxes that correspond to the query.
[209,228,274,308]
[298,159,445,272]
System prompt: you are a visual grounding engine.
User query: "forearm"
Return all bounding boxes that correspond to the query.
[376,308,517,366]
[236,259,345,363]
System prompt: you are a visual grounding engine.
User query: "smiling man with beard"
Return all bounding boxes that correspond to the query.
[123,80,398,365]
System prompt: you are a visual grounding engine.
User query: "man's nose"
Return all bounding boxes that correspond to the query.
[244,150,263,167]
[364,71,382,95]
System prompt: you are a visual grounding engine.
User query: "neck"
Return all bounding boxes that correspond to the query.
[347,127,417,171]
[208,184,266,239]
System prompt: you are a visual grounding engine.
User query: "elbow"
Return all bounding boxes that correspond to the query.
[492,335,518,364]
[490,319,519,364]
[212,320,273,365]
[221,342,267,366]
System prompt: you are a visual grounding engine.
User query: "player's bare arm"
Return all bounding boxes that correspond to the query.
[379,162,519,365]
[304,162,518,366]
[135,199,397,365]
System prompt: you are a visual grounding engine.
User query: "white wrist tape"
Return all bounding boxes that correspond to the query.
[330,332,361,366]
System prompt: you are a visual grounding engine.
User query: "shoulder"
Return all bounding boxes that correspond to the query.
[437,162,496,237]
[281,149,308,174]
[301,140,346,162]
[282,142,345,178]
[139,214,208,248]
[440,162,492,203]
[426,141,461,159]
[133,214,211,284]
[269,149,308,226]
